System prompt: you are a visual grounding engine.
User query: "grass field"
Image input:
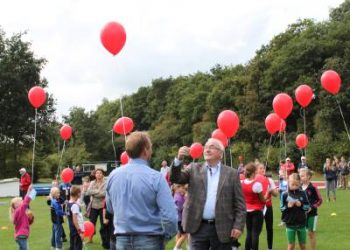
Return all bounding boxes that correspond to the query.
[0,188,349,250]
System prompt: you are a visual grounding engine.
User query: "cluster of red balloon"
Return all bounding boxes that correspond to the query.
[113,116,134,165]
[294,84,314,149]
[211,110,240,147]
[264,69,342,152]
[188,110,240,161]
[100,21,129,165]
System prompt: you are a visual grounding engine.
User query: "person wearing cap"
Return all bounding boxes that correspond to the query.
[298,156,309,171]
[281,158,295,176]
[19,168,31,199]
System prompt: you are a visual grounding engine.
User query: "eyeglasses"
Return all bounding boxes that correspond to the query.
[204,145,221,151]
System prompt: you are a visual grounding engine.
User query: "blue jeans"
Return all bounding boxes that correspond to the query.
[15,236,28,250]
[51,223,63,248]
[116,235,165,250]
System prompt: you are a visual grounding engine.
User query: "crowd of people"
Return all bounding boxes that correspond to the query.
[9,132,350,250]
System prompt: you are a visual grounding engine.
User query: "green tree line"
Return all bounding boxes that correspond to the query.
[2,1,350,179]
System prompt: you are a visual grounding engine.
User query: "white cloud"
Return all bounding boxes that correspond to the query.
[0,0,344,118]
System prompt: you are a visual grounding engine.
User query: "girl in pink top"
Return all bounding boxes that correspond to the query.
[9,185,35,250]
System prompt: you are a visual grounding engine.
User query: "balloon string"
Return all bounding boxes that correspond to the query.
[336,97,350,143]
[111,131,117,163]
[284,131,287,159]
[31,109,38,183]
[56,140,66,180]
[119,97,127,145]
[223,150,226,166]
[265,134,273,169]
[229,138,233,168]
[303,108,307,157]
[279,132,283,163]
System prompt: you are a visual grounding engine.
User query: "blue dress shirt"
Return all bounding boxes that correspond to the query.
[106,158,177,240]
[202,164,221,219]
[173,158,221,219]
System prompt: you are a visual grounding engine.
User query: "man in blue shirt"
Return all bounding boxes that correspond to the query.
[106,131,177,250]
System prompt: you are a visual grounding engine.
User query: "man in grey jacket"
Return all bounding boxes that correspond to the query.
[171,138,246,250]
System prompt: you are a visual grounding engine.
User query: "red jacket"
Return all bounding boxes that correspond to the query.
[281,162,295,176]
[20,173,31,192]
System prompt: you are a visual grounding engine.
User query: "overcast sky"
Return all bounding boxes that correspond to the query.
[0,0,344,118]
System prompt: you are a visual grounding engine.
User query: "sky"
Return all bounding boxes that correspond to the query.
[0,0,344,118]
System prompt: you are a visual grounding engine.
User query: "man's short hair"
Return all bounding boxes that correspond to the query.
[126,131,151,159]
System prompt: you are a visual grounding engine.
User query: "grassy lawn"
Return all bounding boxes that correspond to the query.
[0,188,349,250]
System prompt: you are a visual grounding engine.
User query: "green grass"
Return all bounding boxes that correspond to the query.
[1,189,349,250]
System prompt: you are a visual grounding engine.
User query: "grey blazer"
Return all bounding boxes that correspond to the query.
[170,161,246,243]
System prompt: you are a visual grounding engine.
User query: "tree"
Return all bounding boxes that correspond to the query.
[0,29,56,178]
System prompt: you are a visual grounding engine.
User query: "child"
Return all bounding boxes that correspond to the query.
[256,163,278,250]
[173,184,187,250]
[299,168,322,250]
[103,201,116,250]
[67,185,85,250]
[50,187,65,250]
[241,163,268,250]
[9,185,36,250]
[278,168,288,227]
[81,176,91,210]
[280,173,310,250]
[47,180,67,242]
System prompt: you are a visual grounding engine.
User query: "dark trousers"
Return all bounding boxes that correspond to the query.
[89,208,109,248]
[69,232,83,250]
[264,206,273,249]
[245,210,264,250]
[19,190,27,200]
[190,222,232,250]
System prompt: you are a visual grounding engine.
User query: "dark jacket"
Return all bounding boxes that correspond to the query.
[50,198,64,224]
[304,183,322,217]
[280,189,310,227]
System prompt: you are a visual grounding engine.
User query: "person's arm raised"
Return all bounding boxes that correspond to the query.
[170,146,191,184]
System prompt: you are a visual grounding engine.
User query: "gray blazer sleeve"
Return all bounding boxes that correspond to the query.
[232,170,246,231]
[170,161,191,184]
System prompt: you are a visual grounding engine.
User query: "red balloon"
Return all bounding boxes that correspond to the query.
[189,143,204,159]
[60,124,73,141]
[28,86,46,108]
[60,168,74,184]
[113,117,134,135]
[83,221,95,237]
[265,113,282,135]
[296,133,308,149]
[100,22,126,56]
[217,110,240,138]
[295,84,314,108]
[321,70,341,95]
[272,93,293,119]
[211,129,228,147]
[279,119,286,132]
[120,151,129,165]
